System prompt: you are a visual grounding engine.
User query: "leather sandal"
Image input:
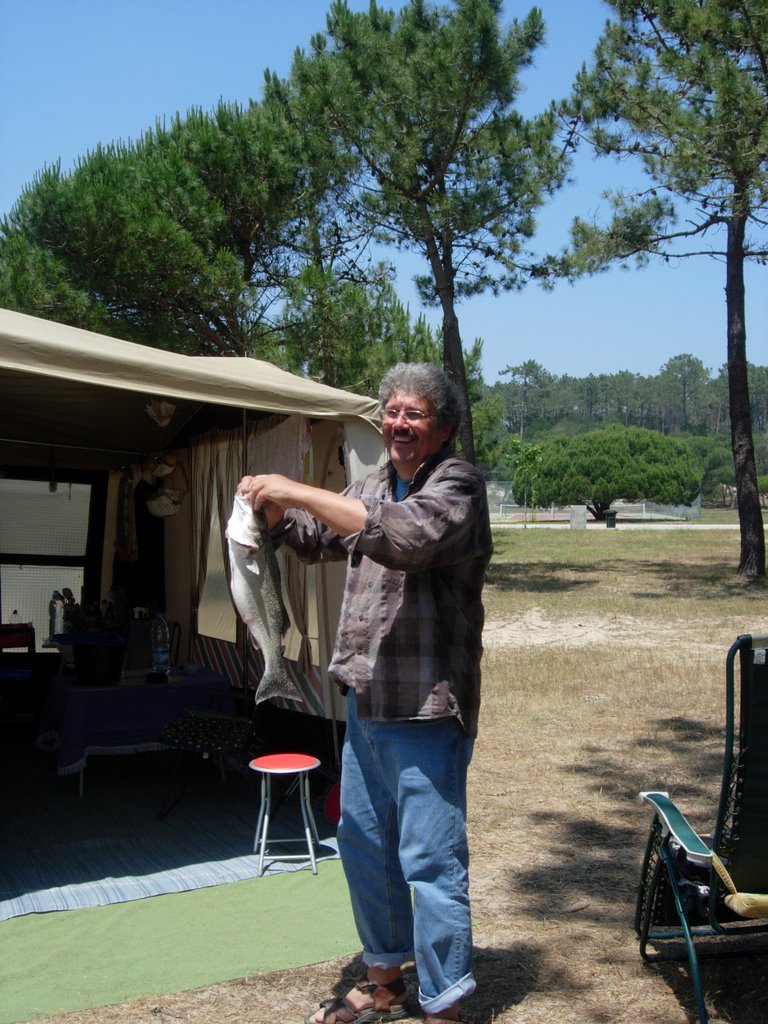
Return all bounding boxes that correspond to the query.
[306,976,409,1024]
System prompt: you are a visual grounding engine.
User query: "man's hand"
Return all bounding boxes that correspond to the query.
[237,474,367,537]
[237,474,295,529]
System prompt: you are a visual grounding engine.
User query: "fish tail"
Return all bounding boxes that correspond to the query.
[255,670,303,705]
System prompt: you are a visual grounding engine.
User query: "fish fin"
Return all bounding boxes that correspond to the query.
[254,670,303,705]
[245,555,262,576]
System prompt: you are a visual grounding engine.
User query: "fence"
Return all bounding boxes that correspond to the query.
[484,482,702,522]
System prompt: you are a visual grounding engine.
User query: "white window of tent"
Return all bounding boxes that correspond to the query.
[0,479,90,648]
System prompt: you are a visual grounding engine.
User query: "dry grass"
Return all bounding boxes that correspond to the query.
[26,527,768,1024]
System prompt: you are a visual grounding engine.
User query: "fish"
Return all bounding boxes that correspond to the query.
[226,493,303,705]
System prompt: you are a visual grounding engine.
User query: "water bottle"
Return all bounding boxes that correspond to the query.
[49,591,65,639]
[151,612,171,677]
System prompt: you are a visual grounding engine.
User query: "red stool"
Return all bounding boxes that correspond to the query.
[249,752,321,875]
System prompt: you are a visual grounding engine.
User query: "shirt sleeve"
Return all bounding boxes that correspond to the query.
[272,508,350,563]
[350,460,489,572]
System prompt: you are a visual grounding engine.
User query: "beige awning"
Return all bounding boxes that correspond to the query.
[0,307,381,467]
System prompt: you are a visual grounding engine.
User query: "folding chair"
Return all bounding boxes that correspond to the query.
[156,689,265,819]
[635,632,768,1024]
[156,634,263,819]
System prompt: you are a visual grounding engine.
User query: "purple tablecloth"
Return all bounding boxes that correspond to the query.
[36,668,229,775]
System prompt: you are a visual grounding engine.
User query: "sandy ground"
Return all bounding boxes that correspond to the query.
[484,607,669,648]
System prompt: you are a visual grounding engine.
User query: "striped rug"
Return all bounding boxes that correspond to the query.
[1,736,338,922]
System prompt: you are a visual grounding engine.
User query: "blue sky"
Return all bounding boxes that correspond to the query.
[1,0,765,384]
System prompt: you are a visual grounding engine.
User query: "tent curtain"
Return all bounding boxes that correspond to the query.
[189,441,215,638]
[189,413,311,653]
[245,416,313,670]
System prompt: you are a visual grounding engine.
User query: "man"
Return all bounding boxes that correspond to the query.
[238,363,492,1024]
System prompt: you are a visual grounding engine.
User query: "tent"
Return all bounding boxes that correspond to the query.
[0,307,384,725]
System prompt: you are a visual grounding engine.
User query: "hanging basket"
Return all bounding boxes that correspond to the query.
[144,451,178,477]
[144,455,188,517]
[146,487,186,518]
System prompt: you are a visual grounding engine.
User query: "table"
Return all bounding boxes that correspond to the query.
[36,667,229,792]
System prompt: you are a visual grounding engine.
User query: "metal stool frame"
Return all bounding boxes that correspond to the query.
[249,753,322,875]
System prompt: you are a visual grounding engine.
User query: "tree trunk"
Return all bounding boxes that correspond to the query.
[422,217,476,462]
[726,212,765,577]
[442,306,475,463]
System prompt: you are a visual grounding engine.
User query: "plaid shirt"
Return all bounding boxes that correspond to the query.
[279,447,492,737]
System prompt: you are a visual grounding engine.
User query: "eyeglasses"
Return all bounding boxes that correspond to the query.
[383,407,434,423]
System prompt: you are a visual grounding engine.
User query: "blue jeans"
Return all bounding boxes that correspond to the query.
[338,690,476,1014]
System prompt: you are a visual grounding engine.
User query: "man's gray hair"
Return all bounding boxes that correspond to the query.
[378,362,463,436]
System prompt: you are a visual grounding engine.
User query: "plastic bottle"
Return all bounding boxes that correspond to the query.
[49,591,65,639]
[151,612,171,677]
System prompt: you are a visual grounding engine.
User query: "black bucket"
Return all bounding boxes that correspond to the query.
[54,632,125,686]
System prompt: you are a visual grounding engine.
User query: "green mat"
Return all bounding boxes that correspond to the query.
[0,862,358,1024]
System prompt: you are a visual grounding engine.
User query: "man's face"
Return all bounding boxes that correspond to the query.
[382,391,452,480]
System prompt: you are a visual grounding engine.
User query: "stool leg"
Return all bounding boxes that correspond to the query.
[253,774,266,853]
[255,774,272,876]
[299,771,318,874]
[305,776,321,845]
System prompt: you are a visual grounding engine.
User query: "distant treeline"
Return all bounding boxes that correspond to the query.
[486,355,768,441]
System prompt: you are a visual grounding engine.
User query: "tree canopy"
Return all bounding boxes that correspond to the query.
[1,0,567,428]
[0,101,305,356]
[568,0,768,573]
[521,425,701,520]
[277,0,571,458]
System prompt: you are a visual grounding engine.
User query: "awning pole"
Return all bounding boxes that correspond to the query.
[240,409,249,693]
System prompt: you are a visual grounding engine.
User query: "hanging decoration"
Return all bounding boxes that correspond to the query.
[145,399,176,428]
[145,454,188,518]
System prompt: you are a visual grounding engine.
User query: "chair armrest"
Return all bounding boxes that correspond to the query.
[640,790,712,867]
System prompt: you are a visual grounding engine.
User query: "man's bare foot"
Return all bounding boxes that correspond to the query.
[424,1002,461,1024]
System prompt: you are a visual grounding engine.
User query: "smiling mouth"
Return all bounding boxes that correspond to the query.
[393,432,414,443]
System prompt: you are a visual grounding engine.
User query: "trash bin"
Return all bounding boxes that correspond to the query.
[605,510,617,529]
